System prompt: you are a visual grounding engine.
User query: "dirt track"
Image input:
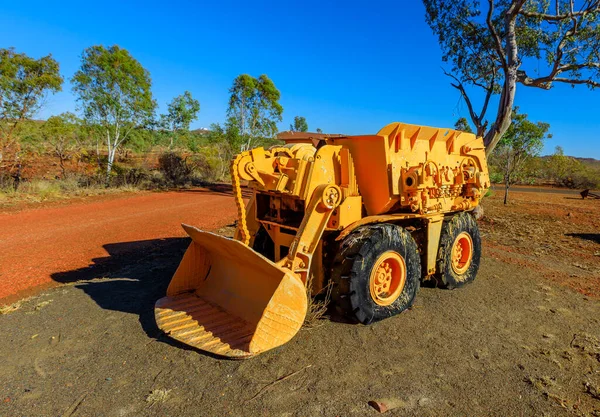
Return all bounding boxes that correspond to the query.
[0,187,238,302]
[1,188,599,416]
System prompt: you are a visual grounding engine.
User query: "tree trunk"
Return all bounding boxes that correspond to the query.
[59,156,67,179]
[484,6,521,156]
[106,147,116,187]
[504,177,509,205]
[12,161,22,191]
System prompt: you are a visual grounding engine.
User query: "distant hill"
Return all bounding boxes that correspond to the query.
[540,155,600,165]
[574,157,600,168]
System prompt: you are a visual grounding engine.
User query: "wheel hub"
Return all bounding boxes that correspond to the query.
[369,251,406,306]
[451,232,473,276]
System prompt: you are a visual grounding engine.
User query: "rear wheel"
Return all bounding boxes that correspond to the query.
[435,212,481,289]
[332,224,421,324]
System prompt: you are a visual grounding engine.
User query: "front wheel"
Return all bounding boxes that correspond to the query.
[332,224,421,324]
[435,212,482,289]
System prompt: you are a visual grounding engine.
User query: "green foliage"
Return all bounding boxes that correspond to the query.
[15,120,44,153]
[226,74,283,150]
[164,91,200,131]
[490,107,550,203]
[72,45,156,182]
[290,116,308,132]
[161,91,200,148]
[424,1,501,92]
[423,0,600,154]
[207,122,240,156]
[0,48,63,164]
[72,45,156,129]
[0,48,63,124]
[548,146,572,182]
[454,117,473,133]
[546,146,600,189]
[124,128,159,153]
[41,112,83,177]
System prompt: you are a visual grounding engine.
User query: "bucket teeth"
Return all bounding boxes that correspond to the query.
[155,294,257,358]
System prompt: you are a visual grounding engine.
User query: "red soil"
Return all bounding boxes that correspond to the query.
[0,188,237,303]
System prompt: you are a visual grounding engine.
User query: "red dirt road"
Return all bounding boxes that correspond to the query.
[0,189,238,303]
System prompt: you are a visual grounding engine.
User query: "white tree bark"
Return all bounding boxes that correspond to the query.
[483,0,525,155]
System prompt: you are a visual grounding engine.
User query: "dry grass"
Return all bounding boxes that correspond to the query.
[146,389,171,404]
[0,179,142,207]
[34,300,53,311]
[0,302,23,315]
[303,277,333,329]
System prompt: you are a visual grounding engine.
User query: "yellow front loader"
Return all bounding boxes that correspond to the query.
[155,122,490,358]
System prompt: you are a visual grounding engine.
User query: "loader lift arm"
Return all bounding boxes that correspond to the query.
[277,183,342,284]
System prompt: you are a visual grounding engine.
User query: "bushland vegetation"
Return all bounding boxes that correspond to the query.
[0,47,292,203]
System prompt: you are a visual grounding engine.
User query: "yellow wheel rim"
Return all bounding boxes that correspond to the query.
[451,232,473,275]
[369,251,406,306]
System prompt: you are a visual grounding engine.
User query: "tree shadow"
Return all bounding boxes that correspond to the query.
[50,236,199,352]
[565,233,600,244]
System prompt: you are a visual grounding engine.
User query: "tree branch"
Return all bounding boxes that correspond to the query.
[487,0,507,70]
[552,77,600,87]
[443,69,486,135]
[520,3,600,22]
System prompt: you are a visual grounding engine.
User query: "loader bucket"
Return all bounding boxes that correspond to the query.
[155,224,307,358]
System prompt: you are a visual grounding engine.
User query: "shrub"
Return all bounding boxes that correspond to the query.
[158,152,195,186]
[109,164,150,187]
[489,171,503,184]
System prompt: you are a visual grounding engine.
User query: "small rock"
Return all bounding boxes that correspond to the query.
[473,349,487,359]
[542,334,555,339]
[418,397,431,407]
[368,398,407,413]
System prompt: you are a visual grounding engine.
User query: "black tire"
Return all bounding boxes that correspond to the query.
[331,224,421,324]
[435,212,482,289]
[252,227,275,261]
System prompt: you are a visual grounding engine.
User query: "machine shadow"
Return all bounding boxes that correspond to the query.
[50,237,201,352]
[49,230,357,353]
[566,233,600,244]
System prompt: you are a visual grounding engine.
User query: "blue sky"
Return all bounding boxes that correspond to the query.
[1,0,599,158]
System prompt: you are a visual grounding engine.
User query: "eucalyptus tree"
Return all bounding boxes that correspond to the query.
[290,116,308,132]
[493,108,550,203]
[41,112,82,178]
[0,48,63,170]
[226,74,283,151]
[454,117,474,133]
[424,0,600,154]
[72,45,156,183]
[162,91,200,148]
